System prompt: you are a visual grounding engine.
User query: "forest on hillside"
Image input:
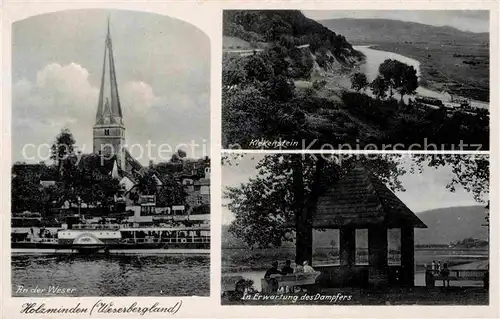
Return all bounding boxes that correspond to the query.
[223,10,362,64]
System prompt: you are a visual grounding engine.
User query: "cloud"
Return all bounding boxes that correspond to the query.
[12,10,210,164]
[13,62,209,164]
[13,63,153,158]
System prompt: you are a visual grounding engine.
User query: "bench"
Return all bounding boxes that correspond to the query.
[426,269,488,288]
[261,272,321,293]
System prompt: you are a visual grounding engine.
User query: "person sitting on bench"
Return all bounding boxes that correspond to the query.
[303,260,315,273]
[281,260,294,293]
[440,263,450,288]
[264,261,286,292]
[282,260,294,274]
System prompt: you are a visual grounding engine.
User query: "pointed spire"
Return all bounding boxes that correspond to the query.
[95,16,124,126]
[107,14,110,38]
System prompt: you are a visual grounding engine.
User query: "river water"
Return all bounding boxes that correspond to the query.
[11,254,210,297]
[353,45,489,109]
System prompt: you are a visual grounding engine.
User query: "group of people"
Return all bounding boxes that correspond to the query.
[426,260,451,287]
[264,260,315,279]
[264,260,316,293]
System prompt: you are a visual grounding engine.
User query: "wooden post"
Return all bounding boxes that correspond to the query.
[339,227,355,266]
[401,227,415,287]
[368,227,388,287]
[293,157,310,265]
[294,156,324,266]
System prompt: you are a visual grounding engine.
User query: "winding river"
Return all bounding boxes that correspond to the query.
[353,46,489,110]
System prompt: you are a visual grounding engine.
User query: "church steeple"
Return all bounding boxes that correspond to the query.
[93,17,126,171]
[95,16,123,125]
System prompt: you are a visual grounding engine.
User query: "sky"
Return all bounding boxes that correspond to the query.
[302,10,489,33]
[221,154,486,225]
[12,9,210,165]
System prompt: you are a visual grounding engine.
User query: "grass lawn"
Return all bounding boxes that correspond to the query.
[223,36,253,50]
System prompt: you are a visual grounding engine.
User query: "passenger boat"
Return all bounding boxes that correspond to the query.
[12,223,210,254]
[12,204,210,254]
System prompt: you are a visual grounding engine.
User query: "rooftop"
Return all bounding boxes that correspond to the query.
[314,165,427,229]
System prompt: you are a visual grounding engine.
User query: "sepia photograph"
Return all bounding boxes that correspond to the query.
[221,10,489,151]
[221,153,489,305]
[11,9,210,297]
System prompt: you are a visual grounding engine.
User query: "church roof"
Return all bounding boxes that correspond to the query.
[95,18,123,126]
[124,149,144,174]
[73,153,143,186]
[314,165,427,229]
[75,154,116,175]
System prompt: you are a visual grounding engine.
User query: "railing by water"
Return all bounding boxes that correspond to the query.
[13,238,58,244]
[71,223,210,231]
[120,237,210,244]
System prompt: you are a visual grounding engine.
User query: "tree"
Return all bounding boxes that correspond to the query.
[50,128,75,172]
[136,170,160,195]
[412,154,489,203]
[12,171,44,214]
[370,76,388,100]
[266,45,290,76]
[379,59,419,102]
[58,154,124,212]
[222,55,247,87]
[350,72,368,92]
[157,177,187,207]
[224,154,489,264]
[397,65,419,102]
[263,75,296,102]
[41,183,64,216]
[170,149,187,163]
[224,154,407,263]
[379,59,399,98]
[244,54,274,83]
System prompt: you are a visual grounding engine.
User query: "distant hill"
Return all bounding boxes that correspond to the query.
[222,205,488,248]
[415,205,488,245]
[318,18,489,45]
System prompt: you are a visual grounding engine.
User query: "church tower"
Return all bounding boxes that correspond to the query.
[93,18,125,170]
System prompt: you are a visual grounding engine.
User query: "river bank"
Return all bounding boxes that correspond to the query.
[222,247,488,274]
[352,45,489,109]
[367,43,489,102]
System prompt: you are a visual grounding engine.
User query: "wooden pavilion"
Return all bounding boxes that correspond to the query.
[312,165,427,288]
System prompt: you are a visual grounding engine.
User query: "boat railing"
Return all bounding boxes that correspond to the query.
[14,238,58,244]
[72,224,122,230]
[120,237,211,244]
[72,223,209,230]
[39,238,58,243]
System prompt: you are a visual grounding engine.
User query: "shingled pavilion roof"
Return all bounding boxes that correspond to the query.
[314,165,427,229]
